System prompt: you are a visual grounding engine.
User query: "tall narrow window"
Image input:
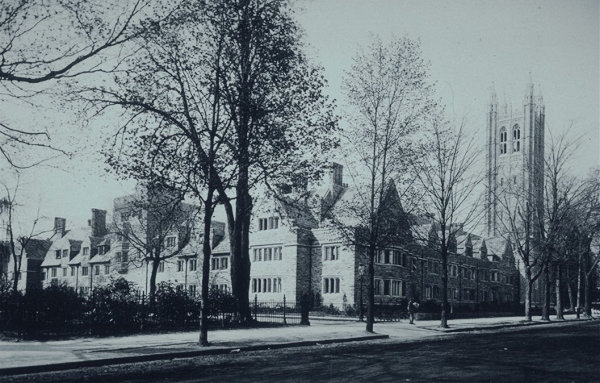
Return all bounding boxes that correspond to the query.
[499,127,507,154]
[512,124,521,152]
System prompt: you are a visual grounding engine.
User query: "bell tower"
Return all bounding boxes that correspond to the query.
[486,83,545,237]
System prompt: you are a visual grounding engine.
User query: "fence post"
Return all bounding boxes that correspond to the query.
[283,294,287,325]
[254,294,258,321]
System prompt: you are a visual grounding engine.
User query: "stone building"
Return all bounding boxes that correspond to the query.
[485,84,545,237]
[247,164,519,309]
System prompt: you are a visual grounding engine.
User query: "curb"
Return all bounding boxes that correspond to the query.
[416,317,600,333]
[0,334,389,377]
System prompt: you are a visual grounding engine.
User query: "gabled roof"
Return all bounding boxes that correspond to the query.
[212,231,230,255]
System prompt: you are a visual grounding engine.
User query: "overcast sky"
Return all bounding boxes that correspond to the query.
[5,0,599,233]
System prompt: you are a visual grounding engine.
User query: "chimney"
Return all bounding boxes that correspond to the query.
[329,162,344,189]
[91,209,107,237]
[211,221,225,248]
[54,217,66,237]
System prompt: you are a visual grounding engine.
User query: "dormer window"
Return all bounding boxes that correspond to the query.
[499,127,507,154]
[83,247,89,256]
[62,249,68,258]
[166,236,176,248]
[98,246,106,255]
[55,250,61,259]
[258,217,279,231]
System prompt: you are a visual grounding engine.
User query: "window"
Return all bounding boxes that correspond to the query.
[384,250,390,264]
[512,124,521,152]
[268,217,279,229]
[82,267,89,276]
[189,284,197,296]
[391,280,403,296]
[433,285,440,299]
[500,178,504,186]
[220,257,228,269]
[323,277,340,294]
[94,265,100,275]
[189,259,197,271]
[402,252,409,267]
[211,258,219,270]
[451,265,458,277]
[166,236,176,248]
[98,246,105,255]
[41,272,46,281]
[55,250,61,259]
[375,250,384,264]
[177,260,184,272]
[425,285,433,299]
[374,279,383,295]
[392,251,401,265]
[62,268,67,277]
[258,218,268,230]
[70,266,75,276]
[51,268,57,278]
[383,280,391,295]
[411,257,417,271]
[104,264,110,274]
[83,247,89,256]
[499,127,507,154]
[323,246,339,261]
[158,262,165,272]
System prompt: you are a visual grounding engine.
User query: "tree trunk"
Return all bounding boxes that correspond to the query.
[440,246,449,328]
[584,271,591,318]
[12,255,20,294]
[149,256,160,307]
[576,251,582,319]
[555,263,563,320]
[566,266,575,312]
[541,261,550,321]
[199,191,214,346]
[525,267,532,321]
[366,246,375,333]
[229,163,252,322]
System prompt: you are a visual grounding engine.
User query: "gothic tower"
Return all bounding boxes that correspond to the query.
[486,84,545,236]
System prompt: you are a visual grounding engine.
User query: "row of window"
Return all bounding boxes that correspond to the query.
[253,247,283,262]
[43,264,109,280]
[258,217,279,231]
[374,279,406,297]
[252,277,282,293]
[375,249,412,268]
[211,257,228,270]
[176,259,198,272]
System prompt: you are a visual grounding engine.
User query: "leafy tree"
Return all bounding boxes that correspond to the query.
[82,0,338,325]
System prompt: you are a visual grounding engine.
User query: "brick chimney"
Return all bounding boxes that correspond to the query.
[91,209,107,237]
[54,217,66,237]
[329,162,343,188]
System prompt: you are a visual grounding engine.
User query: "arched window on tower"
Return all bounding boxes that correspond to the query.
[512,124,521,152]
[499,127,507,154]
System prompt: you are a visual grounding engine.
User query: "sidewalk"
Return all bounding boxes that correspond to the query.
[0,314,595,375]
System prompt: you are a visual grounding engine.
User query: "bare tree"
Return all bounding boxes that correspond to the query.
[1,175,50,293]
[333,35,435,332]
[412,119,482,328]
[493,168,545,321]
[112,184,196,305]
[0,0,148,168]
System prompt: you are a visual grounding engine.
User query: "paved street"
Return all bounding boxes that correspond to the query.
[4,321,598,382]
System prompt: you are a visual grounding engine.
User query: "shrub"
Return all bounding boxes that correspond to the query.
[154,282,199,325]
[87,277,141,333]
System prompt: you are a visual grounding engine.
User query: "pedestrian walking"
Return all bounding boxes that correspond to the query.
[407,298,419,324]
